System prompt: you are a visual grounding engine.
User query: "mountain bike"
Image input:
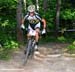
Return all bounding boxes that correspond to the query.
[23,30,36,65]
[23,28,46,65]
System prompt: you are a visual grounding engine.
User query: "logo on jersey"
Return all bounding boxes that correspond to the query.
[29,19,39,24]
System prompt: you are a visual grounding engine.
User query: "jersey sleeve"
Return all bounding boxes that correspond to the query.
[24,14,29,20]
[35,14,42,21]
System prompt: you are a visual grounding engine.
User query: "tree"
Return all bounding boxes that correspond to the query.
[23,0,26,11]
[70,0,75,8]
[55,0,61,37]
[16,0,23,43]
[36,0,39,11]
[43,0,48,12]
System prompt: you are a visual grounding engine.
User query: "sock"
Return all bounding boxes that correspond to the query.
[35,42,38,45]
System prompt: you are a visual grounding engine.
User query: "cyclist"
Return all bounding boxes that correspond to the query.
[21,5,46,53]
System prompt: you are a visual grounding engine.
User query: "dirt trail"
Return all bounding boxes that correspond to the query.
[0,43,75,72]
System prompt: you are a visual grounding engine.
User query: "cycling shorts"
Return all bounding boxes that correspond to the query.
[28,22,41,31]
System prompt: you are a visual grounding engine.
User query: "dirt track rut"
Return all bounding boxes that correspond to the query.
[0,43,75,72]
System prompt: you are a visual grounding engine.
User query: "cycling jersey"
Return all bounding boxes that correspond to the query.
[24,12,42,30]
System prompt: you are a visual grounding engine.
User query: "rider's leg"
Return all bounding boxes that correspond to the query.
[24,30,31,55]
[35,28,40,50]
[27,33,30,40]
[35,28,40,43]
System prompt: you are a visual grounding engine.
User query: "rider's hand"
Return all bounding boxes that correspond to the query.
[42,29,46,34]
[21,24,25,29]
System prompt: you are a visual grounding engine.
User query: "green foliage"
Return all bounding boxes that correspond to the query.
[67,41,75,54]
[0,0,18,60]
[57,36,67,43]
[61,9,75,20]
[73,41,75,45]
[0,0,17,17]
[27,0,33,5]
[0,15,18,59]
[4,40,18,50]
[39,0,56,30]
[0,40,18,60]
[0,46,11,60]
[0,0,17,8]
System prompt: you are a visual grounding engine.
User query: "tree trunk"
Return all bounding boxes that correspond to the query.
[43,0,48,12]
[71,0,75,8]
[16,0,23,43]
[55,0,61,37]
[23,0,26,11]
[36,0,39,11]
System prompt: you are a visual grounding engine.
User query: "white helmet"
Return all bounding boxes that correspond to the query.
[28,5,35,12]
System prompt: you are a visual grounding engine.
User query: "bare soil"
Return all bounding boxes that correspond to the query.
[0,43,75,72]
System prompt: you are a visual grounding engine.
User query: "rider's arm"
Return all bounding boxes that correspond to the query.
[20,18,25,29]
[21,15,28,29]
[21,18,25,24]
[35,14,46,29]
[41,18,46,29]
[21,14,29,24]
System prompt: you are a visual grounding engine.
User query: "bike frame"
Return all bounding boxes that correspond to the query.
[24,35,36,65]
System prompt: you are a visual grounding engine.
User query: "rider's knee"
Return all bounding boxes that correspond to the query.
[35,32,39,36]
[35,28,40,32]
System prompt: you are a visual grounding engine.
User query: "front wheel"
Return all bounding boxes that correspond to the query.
[30,40,35,58]
[24,39,32,65]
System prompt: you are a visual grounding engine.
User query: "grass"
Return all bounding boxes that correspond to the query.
[40,35,74,44]
[0,48,11,60]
